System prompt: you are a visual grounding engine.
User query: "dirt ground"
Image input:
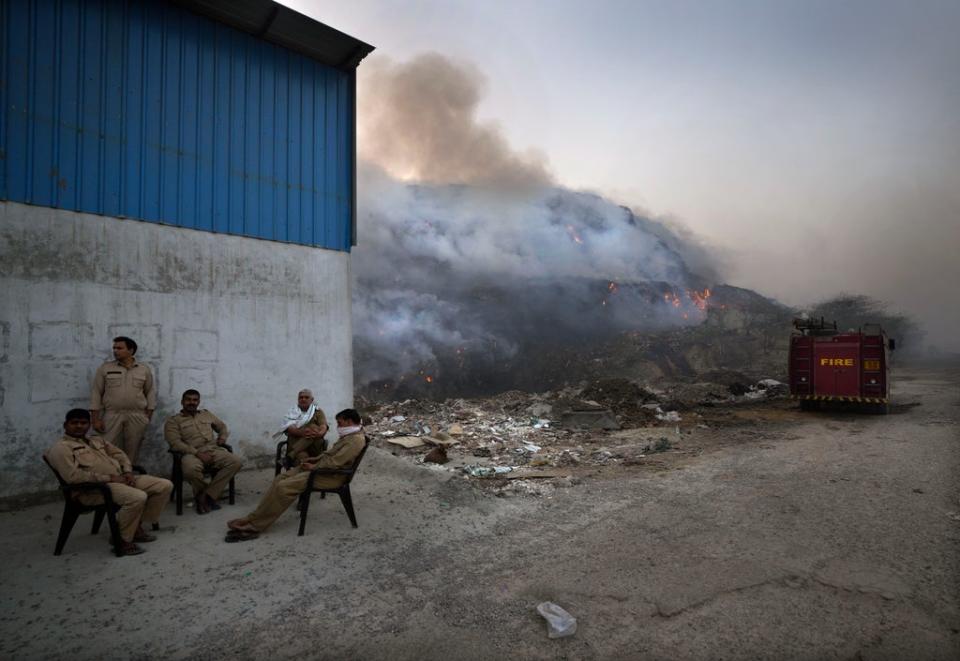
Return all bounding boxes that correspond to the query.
[1,366,958,660]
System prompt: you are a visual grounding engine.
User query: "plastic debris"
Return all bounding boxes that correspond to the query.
[390,415,406,423]
[536,602,577,638]
[462,465,513,477]
[385,436,426,449]
[656,410,681,422]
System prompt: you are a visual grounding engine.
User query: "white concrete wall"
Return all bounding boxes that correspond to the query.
[0,201,354,500]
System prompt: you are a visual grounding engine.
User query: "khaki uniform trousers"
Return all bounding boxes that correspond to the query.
[78,475,172,542]
[285,436,326,462]
[102,410,150,464]
[246,468,345,532]
[181,448,243,501]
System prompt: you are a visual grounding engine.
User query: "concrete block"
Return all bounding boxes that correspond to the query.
[28,322,94,360]
[173,329,219,363]
[170,366,216,399]
[29,363,90,403]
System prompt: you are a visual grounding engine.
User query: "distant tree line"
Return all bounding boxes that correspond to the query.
[804,294,923,355]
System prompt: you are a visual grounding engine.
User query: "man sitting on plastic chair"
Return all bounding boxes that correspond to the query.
[45,409,172,556]
[226,409,364,541]
[164,389,243,514]
[275,389,329,469]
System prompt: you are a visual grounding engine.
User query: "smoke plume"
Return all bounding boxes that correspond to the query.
[352,55,723,395]
[358,53,553,189]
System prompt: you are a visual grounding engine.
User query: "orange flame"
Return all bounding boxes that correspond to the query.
[687,288,711,311]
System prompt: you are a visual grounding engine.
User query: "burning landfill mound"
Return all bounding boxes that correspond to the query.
[349,172,798,494]
[350,54,796,402]
[352,170,795,402]
[346,53,817,492]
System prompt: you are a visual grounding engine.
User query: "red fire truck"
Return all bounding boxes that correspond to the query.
[788,318,895,413]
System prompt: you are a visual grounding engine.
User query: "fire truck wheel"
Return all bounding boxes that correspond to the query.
[800,400,820,412]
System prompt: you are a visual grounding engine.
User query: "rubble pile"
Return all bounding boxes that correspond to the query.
[357,373,788,496]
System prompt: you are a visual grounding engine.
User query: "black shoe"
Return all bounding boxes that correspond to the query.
[118,542,146,556]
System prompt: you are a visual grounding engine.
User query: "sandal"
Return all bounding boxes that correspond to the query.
[225,530,259,543]
[227,518,254,531]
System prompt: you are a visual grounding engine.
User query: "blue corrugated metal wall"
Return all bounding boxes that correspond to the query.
[0,0,355,251]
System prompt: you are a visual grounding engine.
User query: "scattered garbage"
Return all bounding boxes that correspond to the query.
[462,465,513,478]
[385,436,426,449]
[728,383,750,396]
[360,371,789,491]
[423,446,449,464]
[536,601,577,639]
[655,409,681,422]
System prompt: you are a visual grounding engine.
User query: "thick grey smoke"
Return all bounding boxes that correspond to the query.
[358,53,552,189]
[352,54,723,393]
[352,165,715,389]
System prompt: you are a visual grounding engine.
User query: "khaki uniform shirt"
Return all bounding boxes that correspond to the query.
[164,410,229,455]
[45,434,132,484]
[285,409,328,457]
[308,431,365,471]
[90,360,156,412]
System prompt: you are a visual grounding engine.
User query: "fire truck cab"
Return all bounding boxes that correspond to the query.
[788,317,894,413]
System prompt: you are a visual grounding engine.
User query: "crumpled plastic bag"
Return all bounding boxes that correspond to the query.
[536,601,577,638]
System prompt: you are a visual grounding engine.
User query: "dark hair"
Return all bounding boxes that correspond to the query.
[65,408,91,422]
[113,336,138,354]
[335,408,361,425]
[181,389,201,400]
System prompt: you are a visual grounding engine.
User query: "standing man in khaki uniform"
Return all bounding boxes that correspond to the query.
[45,408,172,556]
[164,389,243,514]
[226,409,365,540]
[90,336,156,464]
[276,389,328,468]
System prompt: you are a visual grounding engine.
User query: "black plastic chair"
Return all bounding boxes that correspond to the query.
[43,456,123,557]
[296,440,370,536]
[275,439,291,476]
[168,444,236,515]
[276,436,330,475]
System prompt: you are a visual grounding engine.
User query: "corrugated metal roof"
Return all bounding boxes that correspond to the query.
[171,0,375,71]
[1,0,365,251]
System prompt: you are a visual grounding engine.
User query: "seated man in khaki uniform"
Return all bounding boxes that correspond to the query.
[164,389,243,514]
[226,409,365,540]
[275,389,329,467]
[45,408,173,556]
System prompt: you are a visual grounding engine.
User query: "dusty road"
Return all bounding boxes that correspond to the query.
[1,367,958,660]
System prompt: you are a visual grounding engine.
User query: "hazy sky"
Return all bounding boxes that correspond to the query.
[285,0,960,350]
